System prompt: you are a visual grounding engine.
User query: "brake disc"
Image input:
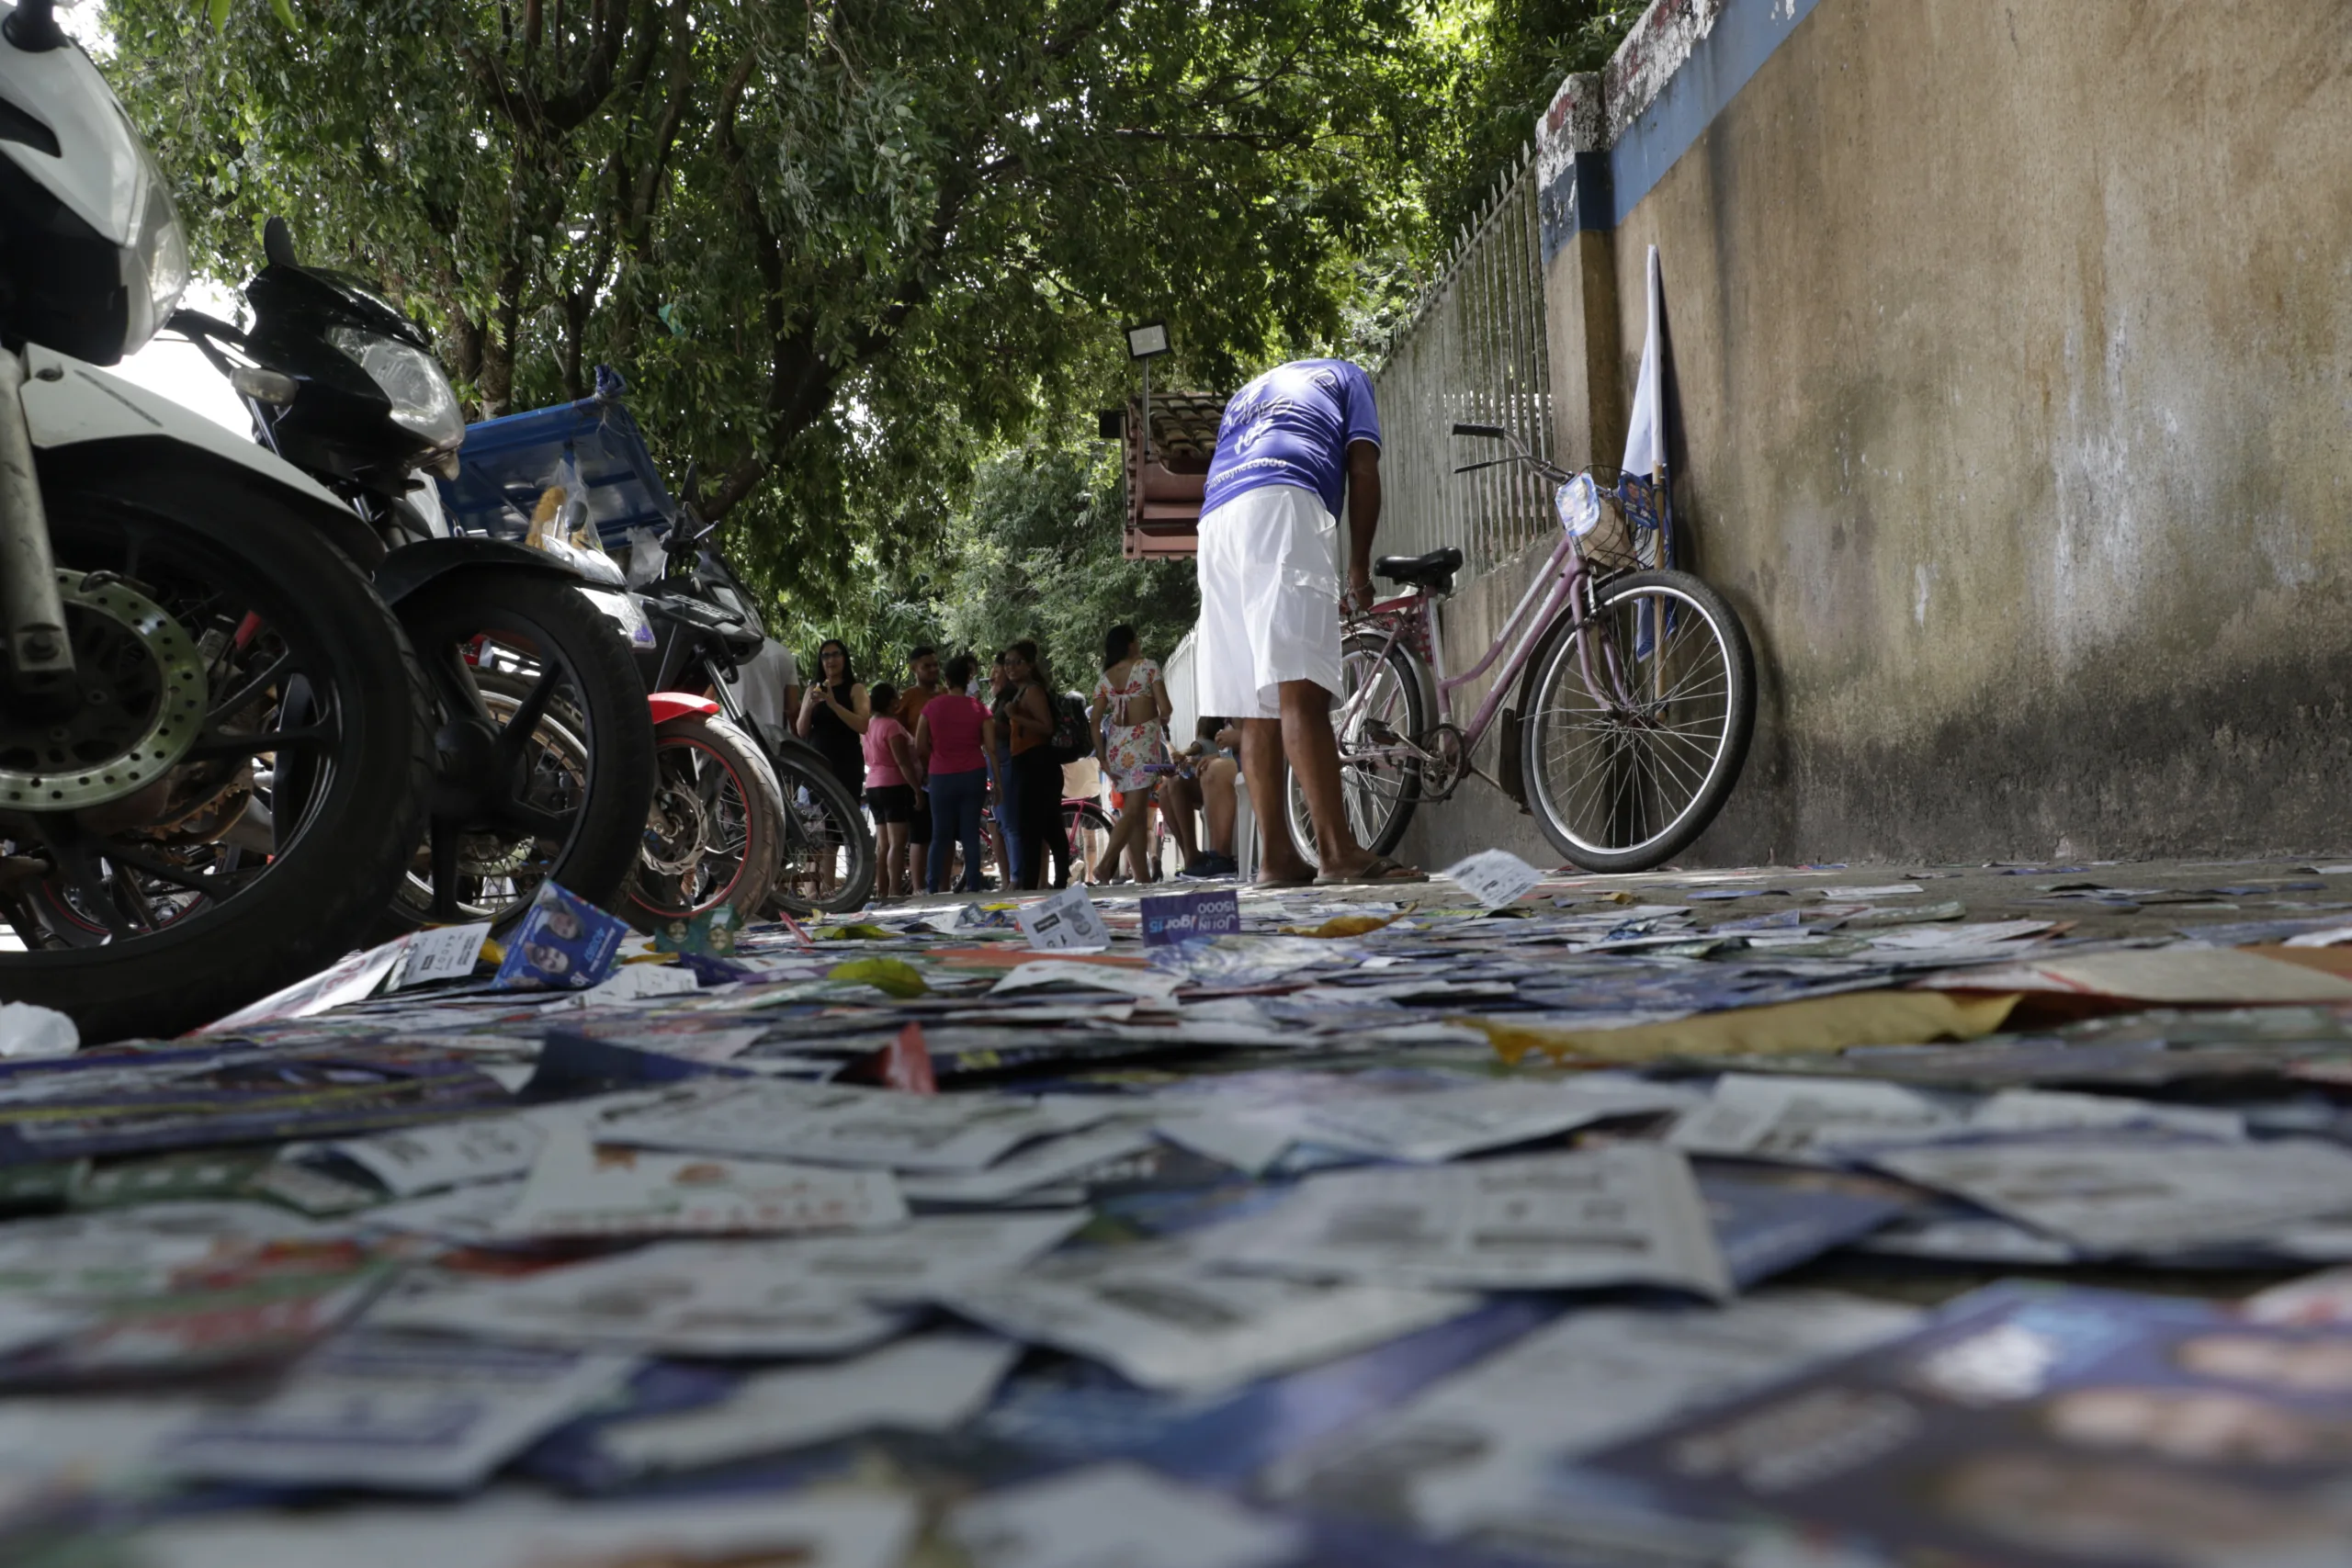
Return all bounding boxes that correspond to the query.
[0,570,206,811]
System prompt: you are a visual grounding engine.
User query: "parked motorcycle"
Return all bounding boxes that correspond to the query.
[172,221,656,930]
[0,0,435,1039]
[629,484,876,916]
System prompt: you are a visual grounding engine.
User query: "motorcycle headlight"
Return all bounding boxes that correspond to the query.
[325,326,465,454]
[120,142,187,355]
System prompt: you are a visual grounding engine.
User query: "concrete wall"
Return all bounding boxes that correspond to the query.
[1398,0,2352,873]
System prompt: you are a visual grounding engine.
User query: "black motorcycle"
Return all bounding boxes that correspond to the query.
[0,3,435,1040]
[174,221,655,931]
[631,488,876,915]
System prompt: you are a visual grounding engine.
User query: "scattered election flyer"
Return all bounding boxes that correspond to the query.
[1207,1145,1733,1297]
[372,1213,1086,1358]
[388,922,494,991]
[1668,1074,1965,1165]
[490,881,628,991]
[1441,849,1545,909]
[1867,1132,2352,1255]
[951,1462,1303,1568]
[1582,1281,2352,1568]
[492,1121,909,1239]
[1266,1291,1921,1540]
[938,1235,1480,1393]
[586,1333,1019,1476]
[593,1077,1117,1173]
[152,1334,638,1491]
[1140,889,1242,947]
[1015,885,1113,952]
[130,1493,921,1568]
[1277,1076,1698,1163]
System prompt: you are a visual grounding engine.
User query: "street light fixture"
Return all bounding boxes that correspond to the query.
[1125,321,1170,463]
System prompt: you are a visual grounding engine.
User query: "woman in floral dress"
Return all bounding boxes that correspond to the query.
[1088,624,1173,884]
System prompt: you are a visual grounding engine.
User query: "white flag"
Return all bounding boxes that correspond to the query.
[1621,243,1665,480]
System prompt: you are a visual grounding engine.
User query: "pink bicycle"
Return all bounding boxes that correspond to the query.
[1287,422,1756,873]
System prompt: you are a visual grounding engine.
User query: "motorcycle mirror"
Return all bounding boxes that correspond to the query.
[3,0,66,52]
[263,217,300,269]
[679,460,701,506]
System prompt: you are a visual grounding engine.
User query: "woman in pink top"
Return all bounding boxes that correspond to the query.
[861,682,922,897]
[914,653,995,893]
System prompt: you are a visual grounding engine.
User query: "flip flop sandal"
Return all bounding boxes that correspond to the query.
[1317,854,1430,886]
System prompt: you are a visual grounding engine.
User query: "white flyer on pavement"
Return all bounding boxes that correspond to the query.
[151,1334,637,1491]
[133,1493,920,1568]
[593,1077,1116,1173]
[492,1122,908,1239]
[1868,1133,2352,1255]
[951,1462,1301,1568]
[594,1333,1020,1475]
[371,1213,1086,1357]
[1209,1144,1733,1297]
[989,960,1180,1000]
[1282,1077,1698,1163]
[937,1235,1477,1393]
[897,1122,1159,1204]
[1668,1074,1964,1164]
[388,922,494,990]
[558,961,704,1007]
[1265,1291,1920,1538]
[1441,849,1545,909]
[1969,1087,2245,1141]
[1015,886,1112,952]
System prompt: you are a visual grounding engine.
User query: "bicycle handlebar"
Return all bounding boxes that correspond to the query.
[1451,422,1509,440]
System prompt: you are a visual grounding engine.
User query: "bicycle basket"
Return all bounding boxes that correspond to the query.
[1571,471,1665,579]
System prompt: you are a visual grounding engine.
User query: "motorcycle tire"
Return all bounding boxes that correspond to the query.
[761,739,877,916]
[0,465,433,1043]
[379,569,655,931]
[621,712,783,932]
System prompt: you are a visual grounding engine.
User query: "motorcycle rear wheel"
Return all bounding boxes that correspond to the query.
[762,739,876,916]
[0,466,433,1042]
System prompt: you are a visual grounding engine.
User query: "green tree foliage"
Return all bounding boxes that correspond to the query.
[775,439,1196,700]
[105,0,1437,605]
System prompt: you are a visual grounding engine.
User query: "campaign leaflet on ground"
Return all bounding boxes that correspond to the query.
[1581,1280,2352,1568]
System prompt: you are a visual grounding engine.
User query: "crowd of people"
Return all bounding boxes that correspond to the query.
[767,626,1243,897]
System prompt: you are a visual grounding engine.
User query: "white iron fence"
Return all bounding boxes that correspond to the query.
[1369,144,1555,579]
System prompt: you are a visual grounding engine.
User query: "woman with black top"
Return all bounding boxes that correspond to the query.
[997,640,1069,890]
[796,637,870,897]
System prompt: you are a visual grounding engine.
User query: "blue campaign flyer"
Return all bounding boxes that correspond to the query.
[492,882,628,991]
[1140,889,1243,947]
[1583,1280,2352,1567]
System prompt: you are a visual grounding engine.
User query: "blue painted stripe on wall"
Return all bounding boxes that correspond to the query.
[1541,0,1824,253]
[1609,0,1824,225]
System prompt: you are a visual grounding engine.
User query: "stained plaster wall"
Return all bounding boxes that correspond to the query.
[1398,0,2352,874]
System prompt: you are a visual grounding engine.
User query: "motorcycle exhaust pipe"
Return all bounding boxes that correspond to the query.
[0,347,74,691]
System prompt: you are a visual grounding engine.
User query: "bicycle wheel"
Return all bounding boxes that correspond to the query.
[1517,569,1755,872]
[763,741,876,915]
[1284,631,1428,868]
[1061,799,1113,883]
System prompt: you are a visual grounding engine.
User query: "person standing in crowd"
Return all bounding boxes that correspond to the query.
[860,682,921,898]
[914,653,993,893]
[796,638,869,897]
[1160,716,1242,877]
[986,649,1023,886]
[1196,358,1424,884]
[896,647,943,897]
[1089,625,1172,885]
[997,640,1069,890]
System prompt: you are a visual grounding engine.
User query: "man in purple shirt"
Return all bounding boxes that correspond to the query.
[1194,359,1423,885]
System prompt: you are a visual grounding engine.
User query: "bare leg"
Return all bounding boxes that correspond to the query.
[1124,799,1155,882]
[1099,795,1143,881]
[1159,778,1202,867]
[1200,757,1238,857]
[1280,678,1413,880]
[1241,716,1316,885]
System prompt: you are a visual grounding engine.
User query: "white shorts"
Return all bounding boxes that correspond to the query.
[1194,483,1342,720]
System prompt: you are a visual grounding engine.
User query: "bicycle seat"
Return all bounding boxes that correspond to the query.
[1374,547,1464,593]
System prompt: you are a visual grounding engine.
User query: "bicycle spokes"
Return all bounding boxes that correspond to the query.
[1531,582,1738,857]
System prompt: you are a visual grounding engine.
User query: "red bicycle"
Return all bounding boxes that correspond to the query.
[1288,421,1756,873]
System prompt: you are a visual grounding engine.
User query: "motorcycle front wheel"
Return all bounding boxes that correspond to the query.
[0,464,434,1042]
[762,739,876,916]
[381,570,654,931]
[621,713,783,931]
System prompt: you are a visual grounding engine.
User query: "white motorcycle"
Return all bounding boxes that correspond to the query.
[0,0,434,1041]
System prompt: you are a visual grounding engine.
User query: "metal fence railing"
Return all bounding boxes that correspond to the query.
[1368,143,1555,580]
